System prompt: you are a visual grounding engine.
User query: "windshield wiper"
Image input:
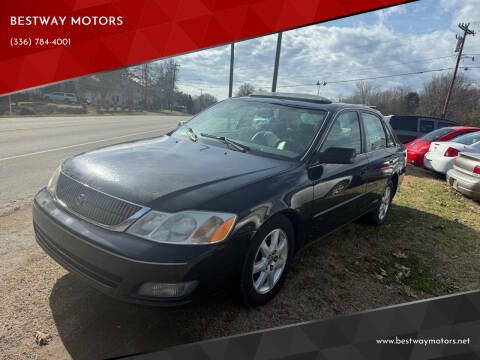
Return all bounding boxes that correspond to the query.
[187,127,198,142]
[200,133,250,153]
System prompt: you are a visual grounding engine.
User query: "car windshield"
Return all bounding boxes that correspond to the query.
[451,131,480,145]
[421,127,454,141]
[172,99,328,160]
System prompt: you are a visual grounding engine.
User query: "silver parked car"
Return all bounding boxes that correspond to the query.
[43,92,78,104]
[446,148,480,201]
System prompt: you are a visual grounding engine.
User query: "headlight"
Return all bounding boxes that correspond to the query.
[47,166,61,195]
[127,210,236,244]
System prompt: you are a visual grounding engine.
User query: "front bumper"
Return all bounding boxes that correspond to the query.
[446,168,480,200]
[33,188,250,306]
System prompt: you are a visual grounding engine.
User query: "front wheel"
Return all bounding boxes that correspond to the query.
[240,215,294,307]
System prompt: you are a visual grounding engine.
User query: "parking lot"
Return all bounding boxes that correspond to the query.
[1,115,480,360]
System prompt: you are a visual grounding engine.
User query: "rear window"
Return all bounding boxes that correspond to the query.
[388,116,417,132]
[420,127,454,141]
[438,121,454,128]
[451,131,480,145]
[419,119,434,133]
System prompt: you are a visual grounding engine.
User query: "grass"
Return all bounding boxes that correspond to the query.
[313,164,480,302]
[1,102,190,118]
[373,166,480,295]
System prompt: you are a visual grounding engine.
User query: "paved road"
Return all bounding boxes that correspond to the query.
[0,115,187,205]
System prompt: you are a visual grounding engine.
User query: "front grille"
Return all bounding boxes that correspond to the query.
[55,173,142,227]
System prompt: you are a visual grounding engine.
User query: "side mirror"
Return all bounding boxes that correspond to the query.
[177,120,187,128]
[315,147,356,164]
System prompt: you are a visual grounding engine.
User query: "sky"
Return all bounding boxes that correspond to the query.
[155,0,480,101]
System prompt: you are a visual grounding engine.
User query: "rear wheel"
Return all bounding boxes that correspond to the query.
[240,215,294,307]
[364,180,394,226]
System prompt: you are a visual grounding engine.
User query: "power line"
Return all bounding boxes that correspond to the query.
[180,65,480,91]
[179,53,475,87]
[276,66,480,89]
[283,55,460,82]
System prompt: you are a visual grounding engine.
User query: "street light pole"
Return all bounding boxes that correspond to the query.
[229,43,234,98]
[271,32,283,92]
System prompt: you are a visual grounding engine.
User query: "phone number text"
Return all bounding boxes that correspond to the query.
[10,38,71,47]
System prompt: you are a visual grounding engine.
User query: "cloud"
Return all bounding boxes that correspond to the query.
[171,1,480,101]
[440,0,480,29]
[375,4,407,24]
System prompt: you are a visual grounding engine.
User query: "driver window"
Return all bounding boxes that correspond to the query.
[321,112,362,154]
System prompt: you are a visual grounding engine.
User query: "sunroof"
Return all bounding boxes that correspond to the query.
[249,92,332,104]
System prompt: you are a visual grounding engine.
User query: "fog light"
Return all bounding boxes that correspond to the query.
[137,280,198,298]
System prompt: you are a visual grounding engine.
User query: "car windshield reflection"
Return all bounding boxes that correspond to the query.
[173,99,328,160]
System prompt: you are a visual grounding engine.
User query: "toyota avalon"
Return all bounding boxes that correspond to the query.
[33,92,406,307]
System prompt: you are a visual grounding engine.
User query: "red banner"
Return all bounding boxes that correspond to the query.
[0,0,410,95]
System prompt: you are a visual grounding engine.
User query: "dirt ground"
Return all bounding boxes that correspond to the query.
[1,166,479,360]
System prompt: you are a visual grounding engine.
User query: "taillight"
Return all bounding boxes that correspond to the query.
[444,147,459,157]
[453,159,456,166]
[474,166,480,175]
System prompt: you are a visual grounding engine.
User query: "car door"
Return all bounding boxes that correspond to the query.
[307,110,370,239]
[361,112,397,207]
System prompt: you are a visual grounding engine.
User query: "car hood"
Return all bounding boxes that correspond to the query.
[61,135,294,211]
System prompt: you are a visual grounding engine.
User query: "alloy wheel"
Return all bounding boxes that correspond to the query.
[252,228,289,294]
[378,185,391,221]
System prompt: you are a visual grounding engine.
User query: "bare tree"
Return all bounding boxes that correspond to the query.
[353,81,380,104]
[418,72,476,122]
[236,83,255,97]
[193,93,217,113]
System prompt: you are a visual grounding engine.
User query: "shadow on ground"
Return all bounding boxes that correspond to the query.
[405,164,445,180]
[49,205,480,360]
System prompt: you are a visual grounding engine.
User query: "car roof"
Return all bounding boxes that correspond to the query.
[234,92,382,115]
[385,115,457,121]
[447,126,480,131]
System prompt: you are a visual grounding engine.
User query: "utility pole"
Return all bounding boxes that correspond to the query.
[271,32,283,92]
[142,63,149,110]
[441,23,475,119]
[315,81,326,95]
[229,43,234,98]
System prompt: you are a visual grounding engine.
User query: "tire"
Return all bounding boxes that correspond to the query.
[364,180,394,226]
[240,214,295,307]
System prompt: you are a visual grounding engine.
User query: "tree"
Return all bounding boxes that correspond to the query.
[193,93,217,113]
[403,92,419,114]
[353,81,379,104]
[418,72,476,122]
[236,83,255,97]
[340,83,411,115]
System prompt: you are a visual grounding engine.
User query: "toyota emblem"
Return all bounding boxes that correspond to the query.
[75,193,87,207]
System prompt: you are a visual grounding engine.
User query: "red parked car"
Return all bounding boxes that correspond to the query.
[406,126,480,167]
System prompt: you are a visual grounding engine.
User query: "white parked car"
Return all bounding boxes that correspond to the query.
[424,131,480,174]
